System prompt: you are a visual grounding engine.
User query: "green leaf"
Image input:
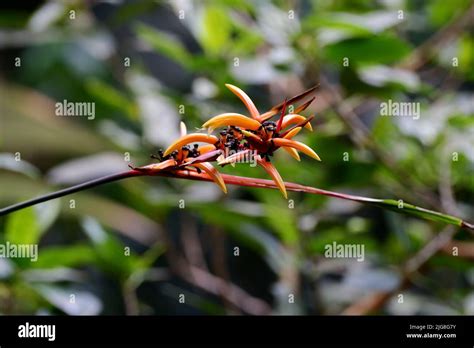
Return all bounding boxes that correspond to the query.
[5,207,40,245]
[0,10,31,29]
[200,5,232,56]
[260,191,299,246]
[323,35,411,65]
[230,29,263,56]
[85,78,138,120]
[376,199,463,227]
[459,35,474,80]
[428,0,471,26]
[305,11,400,37]
[31,245,97,269]
[135,23,194,70]
[448,114,474,129]
[80,217,138,278]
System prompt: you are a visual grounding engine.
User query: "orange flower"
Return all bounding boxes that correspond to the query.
[204,84,321,197]
[131,122,227,193]
[133,84,321,198]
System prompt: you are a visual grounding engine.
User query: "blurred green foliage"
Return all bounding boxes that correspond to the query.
[0,0,473,315]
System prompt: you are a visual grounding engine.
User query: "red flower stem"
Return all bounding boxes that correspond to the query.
[1,169,472,232]
[156,170,473,231]
[160,170,378,202]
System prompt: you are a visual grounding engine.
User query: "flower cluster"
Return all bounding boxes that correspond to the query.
[132,84,321,198]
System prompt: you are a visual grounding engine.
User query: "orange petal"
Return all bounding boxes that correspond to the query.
[282,147,301,161]
[136,158,177,172]
[192,162,227,193]
[259,111,276,122]
[202,113,262,131]
[283,127,302,139]
[164,133,219,156]
[198,144,217,154]
[256,156,287,199]
[225,84,260,120]
[272,138,321,161]
[281,114,313,131]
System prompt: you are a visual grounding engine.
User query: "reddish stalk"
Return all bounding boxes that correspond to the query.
[1,169,472,232]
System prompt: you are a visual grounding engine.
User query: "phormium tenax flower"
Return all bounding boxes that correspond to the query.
[131,84,321,199]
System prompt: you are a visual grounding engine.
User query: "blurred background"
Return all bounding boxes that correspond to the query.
[0,0,473,315]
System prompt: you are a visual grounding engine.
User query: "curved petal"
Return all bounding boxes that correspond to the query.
[225,84,260,120]
[198,144,217,154]
[272,138,321,161]
[135,158,177,172]
[282,147,301,161]
[283,127,302,139]
[192,162,227,193]
[256,155,287,199]
[202,113,262,131]
[163,134,219,156]
[281,114,313,131]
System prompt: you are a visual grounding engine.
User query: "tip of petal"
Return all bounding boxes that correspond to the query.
[225,84,260,120]
[273,138,321,161]
[193,162,228,194]
[257,156,287,199]
[282,147,301,161]
[180,121,187,137]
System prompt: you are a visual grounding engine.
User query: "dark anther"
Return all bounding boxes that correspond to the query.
[189,144,200,157]
[262,121,276,127]
[151,149,164,161]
